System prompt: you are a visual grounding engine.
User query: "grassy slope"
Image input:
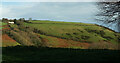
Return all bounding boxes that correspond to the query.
[2,20,120,49]
[8,23,90,49]
[38,34,90,49]
[0,22,7,29]
[2,34,20,47]
[25,20,119,44]
[1,22,20,47]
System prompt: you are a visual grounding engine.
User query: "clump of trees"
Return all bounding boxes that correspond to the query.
[2,18,8,23]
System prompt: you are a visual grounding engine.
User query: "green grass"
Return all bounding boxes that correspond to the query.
[2,42,20,47]
[24,20,119,44]
[9,24,18,28]
[0,22,7,26]
[0,22,7,29]
[2,22,7,25]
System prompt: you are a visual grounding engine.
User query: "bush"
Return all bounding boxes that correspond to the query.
[73,33,78,35]
[81,35,90,40]
[15,20,24,25]
[66,33,71,35]
[102,36,113,40]
[33,28,46,35]
[27,32,43,46]
[85,29,105,36]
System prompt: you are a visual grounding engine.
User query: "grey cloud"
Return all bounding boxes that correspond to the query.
[2,2,98,23]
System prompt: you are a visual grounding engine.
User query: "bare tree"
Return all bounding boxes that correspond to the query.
[96,1,120,32]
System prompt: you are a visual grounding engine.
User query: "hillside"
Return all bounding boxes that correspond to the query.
[1,20,120,62]
[2,20,120,49]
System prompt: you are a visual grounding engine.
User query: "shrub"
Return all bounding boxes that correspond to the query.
[81,35,90,40]
[27,32,43,46]
[102,36,113,40]
[73,33,78,35]
[85,29,105,36]
[66,33,71,35]
[33,28,46,35]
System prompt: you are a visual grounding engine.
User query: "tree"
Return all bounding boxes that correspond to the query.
[2,18,8,23]
[96,1,120,32]
[29,18,32,21]
[19,18,25,22]
[13,19,17,22]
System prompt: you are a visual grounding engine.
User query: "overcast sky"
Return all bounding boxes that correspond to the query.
[2,0,120,2]
[1,0,97,2]
[1,2,99,23]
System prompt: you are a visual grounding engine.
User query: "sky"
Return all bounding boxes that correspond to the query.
[1,2,99,23]
[2,0,120,2]
[1,0,98,2]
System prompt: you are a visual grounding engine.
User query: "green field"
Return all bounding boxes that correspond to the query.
[24,20,119,44]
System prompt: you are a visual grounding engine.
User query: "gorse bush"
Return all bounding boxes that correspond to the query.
[33,28,46,35]
[102,36,113,40]
[85,29,105,36]
[27,32,43,46]
[81,35,90,40]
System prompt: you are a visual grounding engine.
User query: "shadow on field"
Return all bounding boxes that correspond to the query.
[2,46,120,63]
